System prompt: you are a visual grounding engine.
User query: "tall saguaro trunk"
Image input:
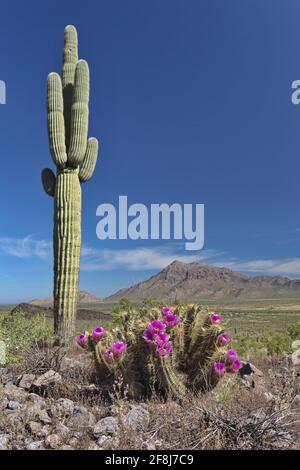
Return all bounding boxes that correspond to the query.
[53,170,82,339]
[42,26,99,344]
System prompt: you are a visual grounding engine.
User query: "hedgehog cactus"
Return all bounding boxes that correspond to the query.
[42,26,99,342]
[78,305,240,399]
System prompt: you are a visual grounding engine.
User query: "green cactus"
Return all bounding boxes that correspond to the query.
[42,26,99,343]
[82,305,231,399]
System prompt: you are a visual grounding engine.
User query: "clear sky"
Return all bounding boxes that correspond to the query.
[1,0,300,302]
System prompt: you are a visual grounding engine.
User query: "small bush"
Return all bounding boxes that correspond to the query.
[0,311,53,363]
[288,319,300,340]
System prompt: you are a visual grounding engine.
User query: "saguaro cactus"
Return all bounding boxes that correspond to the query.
[42,26,99,342]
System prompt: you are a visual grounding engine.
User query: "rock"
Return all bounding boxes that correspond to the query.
[26,421,42,435]
[67,405,96,430]
[39,425,52,437]
[60,356,87,371]
[7,400,22,410]
[141,441,156,450]
[3,383,27,402]
[0,434,9,450]
[18,374,36,390]
[53,423,70,441]
[27,393,46,407]
[52,398,74,417]
[60,445,74,450]
[292,394,300,408]
[87,443,100,450]
[291,349,300,366]
[97,435,120,450]
[32,370,62,389]
[68,437,79,448]
[25,440,45,450]
[25,421,50,438]
[123,405,150,432]
[0,397,8,410]
[93,417,119,438]
[26,404,52,424]
[292,340,300,350]
[45,434,62,450]
[238,362,268,396]
[97,435,110,446]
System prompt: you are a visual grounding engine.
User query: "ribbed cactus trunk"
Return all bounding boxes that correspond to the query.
[42,26,99,344]
[53,171,82,339]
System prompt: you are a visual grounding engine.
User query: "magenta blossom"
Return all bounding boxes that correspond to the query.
[143,328,156,343]
[154,331,170,347]
[103,348,114,363]
[217,333,230,346]
[210,313,222,324]
[213,361,226,376]
[156,341,173,357]
[161,307,173,316]
[76,334,88,348]
[227,359,242,373]
[226,349,238,363]
[163,313,180,329]
[92,326,105,342]
[112,341,127,358]
[147,320,166,333]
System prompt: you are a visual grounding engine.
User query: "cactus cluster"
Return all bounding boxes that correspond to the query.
[77,305,241,399]
[42,26,99,342]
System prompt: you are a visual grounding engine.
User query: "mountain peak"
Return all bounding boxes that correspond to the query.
[28,291,102,307]
[105,261,300,303]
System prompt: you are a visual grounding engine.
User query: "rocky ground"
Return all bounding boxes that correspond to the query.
[0,348,300,450]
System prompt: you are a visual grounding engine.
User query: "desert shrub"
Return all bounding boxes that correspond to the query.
[288,319,300,340]
[232,332,292,359]
[0,312,53,363]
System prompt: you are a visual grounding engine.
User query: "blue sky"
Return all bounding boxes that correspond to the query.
[1,0,300,302]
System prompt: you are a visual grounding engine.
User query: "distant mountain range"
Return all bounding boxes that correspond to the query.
[29,290,101,307]
[104,260,300,303]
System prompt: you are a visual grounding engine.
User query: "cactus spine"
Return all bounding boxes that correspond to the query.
[42,26,99,343]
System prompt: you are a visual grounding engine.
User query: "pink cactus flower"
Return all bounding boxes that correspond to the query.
[227,359,242,373]
[143,328,156,343]
[154,331,170,347]
[156,341,173,357]
[226,349,238,363]
[92,326,105,341]
[213,361,226,376]
[147,320,166,333]
[161,307,173,316]
[210,313,222,324]
[76,334,88,348]
[217,333,230,346]
[163,313,180,329]
[103,348,114,363]
[112,341,127,357]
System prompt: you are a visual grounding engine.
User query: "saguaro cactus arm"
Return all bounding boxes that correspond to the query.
[41,168,56,197]
[62,25,78,149]
[47,73,67,168]
[79,137,99,182]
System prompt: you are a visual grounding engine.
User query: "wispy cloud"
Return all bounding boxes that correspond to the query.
[0,236,51,259]
[81,246,220,271]
[217,257,300,276]
[1,234,300,278]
